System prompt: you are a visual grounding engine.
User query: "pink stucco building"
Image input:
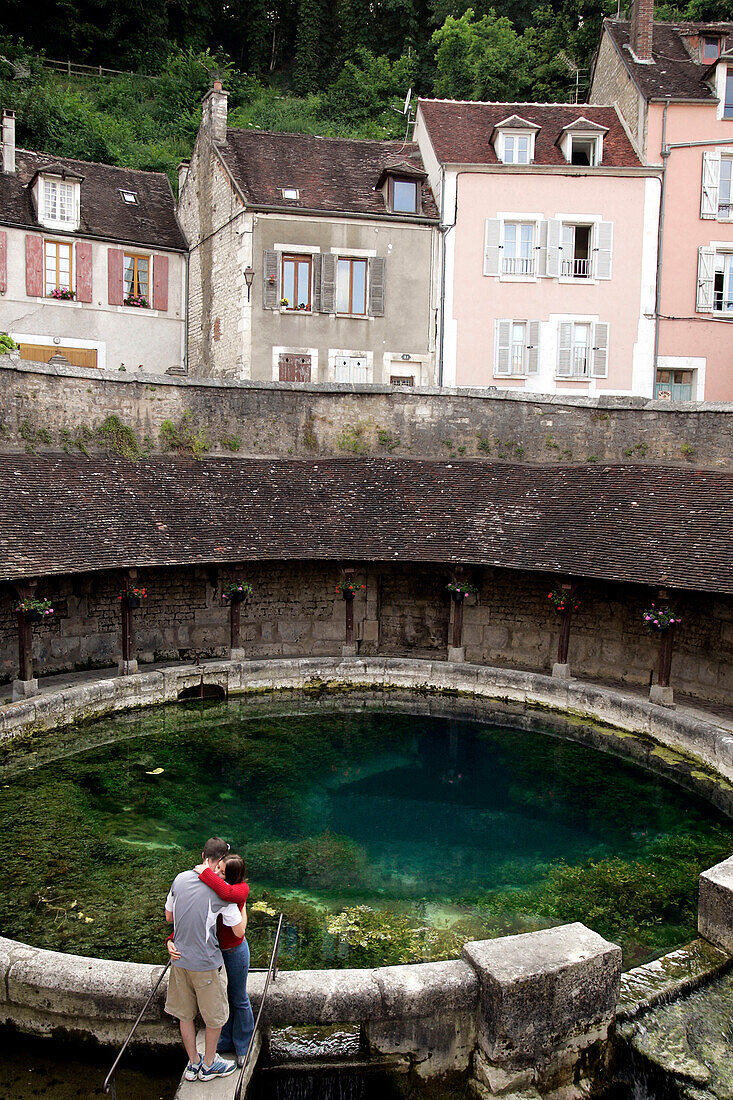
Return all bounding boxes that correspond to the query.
[415,100,661,395]
[591,2,733,400]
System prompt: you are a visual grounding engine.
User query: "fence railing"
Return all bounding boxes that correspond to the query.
[561,258,591,278]
[103,961,171,1099]
[502,256,535,276]
[234,913,284,1100]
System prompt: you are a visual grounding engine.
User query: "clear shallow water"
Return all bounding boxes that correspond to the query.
[1,698,731,970]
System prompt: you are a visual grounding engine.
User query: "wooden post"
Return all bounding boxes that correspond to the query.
[552,582,575,680]
[658,625,675,688]
[118,569,138,675]
[452,596,464,650]
[341,567,357,656]
[12,580,38,700]
[448,568,467,663]
[230,598,241,651]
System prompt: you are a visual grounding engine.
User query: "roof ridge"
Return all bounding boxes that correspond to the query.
[224,127,415,150]
[17,147,168,180]
[418,97,616,108]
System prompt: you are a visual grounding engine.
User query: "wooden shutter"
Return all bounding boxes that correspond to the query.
[557,322,573,376]
[25,235,43,297]
[696,246,715,312]
[312,252,322,312]
[595,222,613,280]
[319,254,336,313]
[495,320,511,374]
[537,220,548,277]
[278,353,311,382]
[75,240,93,302]
[545,219,562,278]
[701,151,720,219]
[262,250,279,308]
[0,231,6,295]
[107,247,124,305]
[526,320,540,374]
[591,322,609,377]
[152,254,169,311]
[483,219,501,276]
[368,256,386,316]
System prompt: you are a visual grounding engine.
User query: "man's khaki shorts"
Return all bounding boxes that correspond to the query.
[165,964,229,1027]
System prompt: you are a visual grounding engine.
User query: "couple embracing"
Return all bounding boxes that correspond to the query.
[164,837,254,1083]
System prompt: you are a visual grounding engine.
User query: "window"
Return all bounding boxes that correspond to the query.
[570,137,598,166]
[720,157,733,217]
[120,189,138,205]
[714,252,733,311]
[560,224,592,278]
[281,188,299,200]
[390,374,414,386]
[500,133,530,165]
[556,321,609,378]
[281,254,312,310]
[42,178,76,225]
[703,36,721,62]
[123,253,149,301]
[495,319,540,376]
[391,178,419,214]
[502,222,535,275]
[725,70,733,119]
[655,369,693,401]
[334,355,368,382]
[44,240,73,296]
[278,353,311,382]
[336,257,367,315]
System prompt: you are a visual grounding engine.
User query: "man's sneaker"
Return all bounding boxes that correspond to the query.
[198,1056,236,1081]
[184,1056,202,1081]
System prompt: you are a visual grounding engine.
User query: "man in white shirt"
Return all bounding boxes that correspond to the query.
[165,837,244,1082]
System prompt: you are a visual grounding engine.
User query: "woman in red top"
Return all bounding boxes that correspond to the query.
[168,854,253,1066]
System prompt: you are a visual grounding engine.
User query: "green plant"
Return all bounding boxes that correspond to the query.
[547,588,580,613]
[96,415,142,461]
[221,434,242,452]
[377,429,400,453]
[0,332,19,353]
[545,435,559,450]
[457,445,466,454]
[14,597,54,616]
[586,455,598,463]
[681,442,696,457]
[337,424,367,454]
[476,434,491,454]
[160,412,209,460]
[447,580,478,598]
[642,605,681,632]
[635,442,648,456]
[623,448,633,457]
[336,579,366,598]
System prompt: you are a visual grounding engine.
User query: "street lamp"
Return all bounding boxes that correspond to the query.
[244,266,255,302]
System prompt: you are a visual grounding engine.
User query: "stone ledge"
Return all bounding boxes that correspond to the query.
[617,939,732,1021]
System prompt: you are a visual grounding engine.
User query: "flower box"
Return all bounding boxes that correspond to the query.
[14,597,54,622]
[124,294,149,309]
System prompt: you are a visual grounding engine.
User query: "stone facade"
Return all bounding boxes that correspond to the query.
[1,360,732,468]
[2,561,733,707]
[590,34,646,154]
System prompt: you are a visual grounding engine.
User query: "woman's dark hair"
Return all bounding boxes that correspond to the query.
[223,853,246,884]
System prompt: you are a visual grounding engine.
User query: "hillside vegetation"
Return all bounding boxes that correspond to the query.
[0,0,730,187]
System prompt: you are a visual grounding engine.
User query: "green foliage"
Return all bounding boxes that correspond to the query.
[160,411,209,459]
[432,8,532,100]
[96,414,143,461]
[323,48,416,136]
[337,423,368,453]
[0,332,20,353]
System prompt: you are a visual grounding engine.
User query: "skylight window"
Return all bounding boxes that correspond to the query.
[281,188,299,200]
[120,189,138,205]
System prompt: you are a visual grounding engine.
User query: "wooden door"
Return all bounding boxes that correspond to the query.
[278,353,311,382]
[19,343,98,369]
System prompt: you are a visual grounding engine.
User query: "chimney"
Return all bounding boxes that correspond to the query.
[629,0,654,62]
[2,110,16,174]
[201,81,229,146]
[177,161,189,194]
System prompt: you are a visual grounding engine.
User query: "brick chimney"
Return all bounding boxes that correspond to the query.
[2,110,16,174]
[201,81,228,146]
[629,0,654,62]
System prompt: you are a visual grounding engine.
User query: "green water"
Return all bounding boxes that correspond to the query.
[1,699,732,970]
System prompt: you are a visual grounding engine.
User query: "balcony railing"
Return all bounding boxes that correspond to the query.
[510,346,525,374]
[561,258,591,278]
[502,256,535,275]
[718,202,733,219]
[561,346,590,378]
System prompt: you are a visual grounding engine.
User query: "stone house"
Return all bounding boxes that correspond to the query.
[590,0,733,400]
[414,99,661,395]
[177,83,440,385]
[0,110,187,373]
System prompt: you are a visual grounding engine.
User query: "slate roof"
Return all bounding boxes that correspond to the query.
[603,19,733,102]
[1,454,732,594]
[417,100,641,167]
[217,130,439,220]
[0,150,186,251]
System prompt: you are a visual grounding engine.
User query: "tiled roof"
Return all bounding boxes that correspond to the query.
[217,130,439,220]
[417,100,641,167]
[1,455,732,594]
[0,150,186,251]
[603,19,733,101]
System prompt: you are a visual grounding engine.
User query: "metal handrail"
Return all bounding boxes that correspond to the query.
[234,913,284,1100]
[103,960,171,1097]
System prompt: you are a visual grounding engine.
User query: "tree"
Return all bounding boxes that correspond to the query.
[431,8,532,101]
[324,48,415,135]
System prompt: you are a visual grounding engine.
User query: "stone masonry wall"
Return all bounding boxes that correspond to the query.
[2,561,732,706]
[1,360,732,467]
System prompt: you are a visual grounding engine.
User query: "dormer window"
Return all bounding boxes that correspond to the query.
[281,187,299,200]
[43,178,76,225]
[570,138,598,165]
[557,119,607,166]
[391,178,419,214]
[491,117,540,166]
[725,68,733,117]
[503,134,530,164]
[703,36,722,62]
[120,189,138,205]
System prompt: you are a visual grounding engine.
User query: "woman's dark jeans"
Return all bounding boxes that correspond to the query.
[218,939,254,1058]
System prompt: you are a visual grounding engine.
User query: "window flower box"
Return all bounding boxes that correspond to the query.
[119,586,147,609]
[124,294,149,309]
[15,597,54,622]
[336,580,365,600]
[643,605,680,632]
[447,581,478,603]
[49,287,75,301]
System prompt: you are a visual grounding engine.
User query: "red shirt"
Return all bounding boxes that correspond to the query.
[198,866,249,950]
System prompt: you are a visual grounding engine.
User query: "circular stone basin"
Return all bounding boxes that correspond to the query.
[2,694,732,971]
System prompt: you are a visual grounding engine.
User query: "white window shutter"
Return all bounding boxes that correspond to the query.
[526,321,540,374]
[312,254,322,312]
[545,219,562,278]
[537,220,548,277]
[701,151,721,219]
[368,256,386,316]
[484,219,501,276]
[696,246,715,312]
[262,249,279,308]
[495,320,512,374]
[592,322,609,377]
[595,222,613,280]
[557,322,573,376]
[319,254,336,313]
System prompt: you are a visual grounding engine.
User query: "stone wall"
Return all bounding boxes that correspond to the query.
[2,561,733,707]
[1,360,732,468]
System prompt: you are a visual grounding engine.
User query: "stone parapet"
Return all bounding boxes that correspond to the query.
[699,855,733,953]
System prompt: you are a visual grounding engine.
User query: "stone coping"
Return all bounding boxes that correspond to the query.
[4,356,733,410]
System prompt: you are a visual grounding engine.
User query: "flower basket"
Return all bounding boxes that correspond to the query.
[548,588,580,614]
[119,586,147,609]
[642,605,680,632]
[15,597,54,622]
[49,286,75,301]
[447,581,478,602]
[222,582,253,604]
[123,294,149,309]
[124,596,141,609]
[336,580,365,600]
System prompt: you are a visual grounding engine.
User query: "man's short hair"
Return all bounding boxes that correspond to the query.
[202,837,229,861]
